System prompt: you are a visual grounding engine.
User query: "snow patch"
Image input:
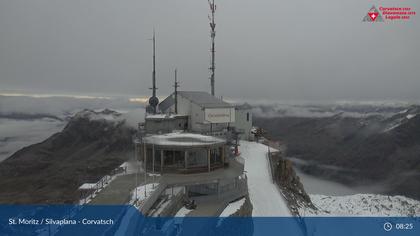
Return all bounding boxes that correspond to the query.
[217,198,246,227]
[119,161,141,175]
[406,114,416,119]
[383,122,402,132]
[78,183,97,190]
[240,140,291,216]
[220,198,246,217]
[175,207,192,217]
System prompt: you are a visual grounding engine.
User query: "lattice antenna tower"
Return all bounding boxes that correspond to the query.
[208,0,216,96]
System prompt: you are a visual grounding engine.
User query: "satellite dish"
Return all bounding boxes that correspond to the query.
[149,96,159,107]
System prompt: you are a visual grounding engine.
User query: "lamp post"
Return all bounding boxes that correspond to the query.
[144,143,147,198]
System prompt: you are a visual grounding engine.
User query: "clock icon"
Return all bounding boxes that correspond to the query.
[384,222,393,232]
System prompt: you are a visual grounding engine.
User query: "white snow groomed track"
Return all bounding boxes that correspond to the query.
[240,141,291,216]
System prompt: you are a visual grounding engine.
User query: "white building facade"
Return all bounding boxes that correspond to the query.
[233,103,253,140]
[159,91,235,134]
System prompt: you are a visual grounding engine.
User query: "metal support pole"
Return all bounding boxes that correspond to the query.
[152,144,155,188]
[207,148,211,172]
[173,150,175,166]
[184,150,188,169]
[160,150,164,172]
[135,142,138,201]
[217,179,220,197]
[144,143,147,198]
[221,146,225,165]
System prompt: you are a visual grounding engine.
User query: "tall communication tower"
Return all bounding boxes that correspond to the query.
[173,69,180,114]
[147,31,159,114]
[208,0,216,96]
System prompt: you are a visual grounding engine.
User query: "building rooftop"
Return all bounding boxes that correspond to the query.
[145,114,188,120]
[159,91,232,111]
[143,132,226,147]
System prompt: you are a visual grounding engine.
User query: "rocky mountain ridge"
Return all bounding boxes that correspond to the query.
[254,105,420,200]
[0,109,135,203]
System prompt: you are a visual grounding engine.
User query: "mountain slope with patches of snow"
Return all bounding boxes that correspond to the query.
[255,105,420,200]
[0,109,135,203]
[300,194,420,216]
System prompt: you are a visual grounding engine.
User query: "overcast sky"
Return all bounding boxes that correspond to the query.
[0,0,419,102]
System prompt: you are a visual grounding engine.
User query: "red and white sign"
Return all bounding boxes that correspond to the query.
[368,12,378,21]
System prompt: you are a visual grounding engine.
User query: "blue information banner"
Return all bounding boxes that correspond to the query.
[0,205,418,236]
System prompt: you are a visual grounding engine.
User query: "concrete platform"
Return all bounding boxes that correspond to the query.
[89,174,143,205]
[161,158,244,187]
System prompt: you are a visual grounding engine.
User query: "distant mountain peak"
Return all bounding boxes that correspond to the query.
[73,109,123,123]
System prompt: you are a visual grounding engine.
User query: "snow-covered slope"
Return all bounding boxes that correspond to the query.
[240,141,291,216]
[240,141,420,217]
[220,198,246,217]
[300,194,420,216]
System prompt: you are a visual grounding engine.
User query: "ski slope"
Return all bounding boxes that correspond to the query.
[240,141,291,216]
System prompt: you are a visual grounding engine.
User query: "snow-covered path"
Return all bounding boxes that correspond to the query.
[240,141,291,216]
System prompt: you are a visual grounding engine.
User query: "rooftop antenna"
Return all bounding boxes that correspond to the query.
[147,30,159,114]
[173,68,180,114]
[208,0,216,96]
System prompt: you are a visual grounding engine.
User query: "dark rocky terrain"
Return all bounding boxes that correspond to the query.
[254,105,420,200]
[274,155,314,216]
[0,109,135,204]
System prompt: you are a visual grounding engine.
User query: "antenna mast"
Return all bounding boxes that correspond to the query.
[148,30,159,114]
[173,69,180,114]
[152,31,157,98]
[208,0,216,96]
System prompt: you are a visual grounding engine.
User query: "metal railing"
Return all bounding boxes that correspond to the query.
[139,183,167,215]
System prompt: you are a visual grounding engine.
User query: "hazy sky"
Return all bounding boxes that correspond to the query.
[0,0,419,101]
